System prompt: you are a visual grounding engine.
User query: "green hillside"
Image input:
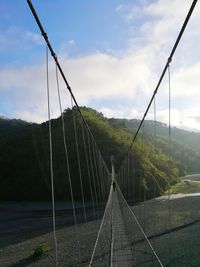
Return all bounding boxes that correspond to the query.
[110,118,200,173]
[110,118,200,151]
[0,107,199,201]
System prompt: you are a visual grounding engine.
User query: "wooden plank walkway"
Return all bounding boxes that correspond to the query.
[111,191,135,267]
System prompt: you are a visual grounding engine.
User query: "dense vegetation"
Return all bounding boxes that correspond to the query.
[109,118,200,173]
[0,107,200,201]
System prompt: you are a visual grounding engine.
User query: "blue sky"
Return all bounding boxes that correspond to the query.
[0,0,200,131]
[0,0,134,65]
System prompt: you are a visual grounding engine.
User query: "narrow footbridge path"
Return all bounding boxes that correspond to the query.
[111,190,135,266]
[89,185,163,267]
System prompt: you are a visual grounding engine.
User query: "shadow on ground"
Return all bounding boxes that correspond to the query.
[9,255,40,267]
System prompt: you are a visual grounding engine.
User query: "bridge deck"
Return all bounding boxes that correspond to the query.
[112,191,135,267]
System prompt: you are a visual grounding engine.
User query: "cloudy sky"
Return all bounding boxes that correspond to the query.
[0,0,200,131]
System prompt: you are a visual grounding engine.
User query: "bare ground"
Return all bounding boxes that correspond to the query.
[1,196,200,266]
[0,220,101,267]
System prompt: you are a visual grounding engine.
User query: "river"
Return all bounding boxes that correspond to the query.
[0,201,102,249]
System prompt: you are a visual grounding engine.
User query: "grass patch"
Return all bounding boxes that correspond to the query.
[166,180,200,194]
[33,242,49,258]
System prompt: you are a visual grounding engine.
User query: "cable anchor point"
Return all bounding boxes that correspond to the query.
[167,57,172,65]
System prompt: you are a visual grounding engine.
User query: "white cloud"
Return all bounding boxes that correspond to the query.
[172,62,200,96]
[116,4,143,22]
[0,27,44,50]
[99,106,141,119]
[145,0,190,18]
[153,109,180,127]
[25,31,43,46]
[0,0,200,132]
[59,39,76,56]
[0,51,155,122]
[64,51,156,102]
[13,109,47,124]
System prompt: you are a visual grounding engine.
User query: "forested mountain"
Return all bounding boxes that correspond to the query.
[109,118,200,173]
[0,107,200,201]
[110,118,200,152]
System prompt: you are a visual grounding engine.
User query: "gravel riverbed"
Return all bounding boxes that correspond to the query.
[1,195,200,266]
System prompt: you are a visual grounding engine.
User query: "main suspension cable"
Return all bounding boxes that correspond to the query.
[26,0,109,171]
[122,0,197,158]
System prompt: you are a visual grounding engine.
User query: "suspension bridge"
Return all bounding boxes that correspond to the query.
[1,0,199,266]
